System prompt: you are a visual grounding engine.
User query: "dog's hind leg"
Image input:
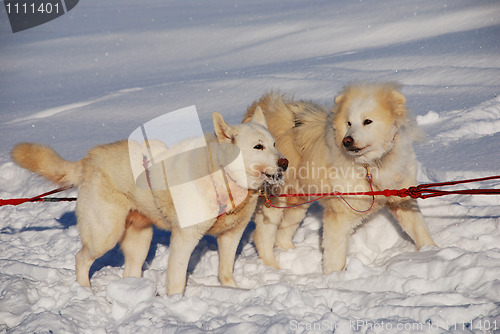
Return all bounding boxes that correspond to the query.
[252,200,282,269]
[75,187,130,288]
[275,206,307,250]
[121,211,153,278]
[75,209,128,287]
[76,246,94,287]
[387,200,436,249]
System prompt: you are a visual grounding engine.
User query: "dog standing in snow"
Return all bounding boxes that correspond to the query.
[12,109,288,295]
[245,83,436,273]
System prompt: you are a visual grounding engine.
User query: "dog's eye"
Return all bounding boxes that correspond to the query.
[347,121,352,127]
[363,119,373,126]
[253,144,264,150]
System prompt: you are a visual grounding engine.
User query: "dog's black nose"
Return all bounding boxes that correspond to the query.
[342,136,354,148]
[278,158,288,172]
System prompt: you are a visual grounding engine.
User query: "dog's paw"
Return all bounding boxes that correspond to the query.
[220,277,238,288]
[322,259,346,274]
[260,256,280,270]
[275,239,295,250]
[418,243,438,251]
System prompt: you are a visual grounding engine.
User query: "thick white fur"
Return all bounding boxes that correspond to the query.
[11,109,284,295]
[245,83,436,272]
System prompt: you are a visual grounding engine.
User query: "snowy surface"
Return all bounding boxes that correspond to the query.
[1,0,500,333]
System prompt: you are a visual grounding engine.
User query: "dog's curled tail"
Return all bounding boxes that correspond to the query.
[11,143,83,188]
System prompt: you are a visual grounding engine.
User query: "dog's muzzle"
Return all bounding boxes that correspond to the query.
[278,158,288,173]
[262,157,288,184]
[342,136,362,153]
[275,157,289,179]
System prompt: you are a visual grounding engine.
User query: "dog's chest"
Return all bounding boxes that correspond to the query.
[207,192,258,236]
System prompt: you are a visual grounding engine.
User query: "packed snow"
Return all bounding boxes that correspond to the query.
[1,0,499,333]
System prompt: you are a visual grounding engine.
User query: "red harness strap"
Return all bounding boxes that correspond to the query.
[261,175,500,210]
[397,175,500,199]
[2,176,499,208]
[0,187,74,206]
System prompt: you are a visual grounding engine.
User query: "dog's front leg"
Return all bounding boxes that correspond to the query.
[387,199,436,250]
[253,199,283,269]
[275,205,308,250]
[321,207,358,274]
[217,221,248,288]
[166,227,205,295]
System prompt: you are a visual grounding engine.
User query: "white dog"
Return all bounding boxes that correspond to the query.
[12,109,288,295]
[245,83,436,273]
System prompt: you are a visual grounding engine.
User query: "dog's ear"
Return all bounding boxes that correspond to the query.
[388,88,409,130]
[213,112,236,143]
[333,93,344,113]
[250,106,268,129]
[334,93,344,104]
[388,89,406,117]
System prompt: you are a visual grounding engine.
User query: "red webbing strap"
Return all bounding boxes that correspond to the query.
[2,175,499,208]
[398,175,500,199]
[261,175,500,205]
[0,187,74,206]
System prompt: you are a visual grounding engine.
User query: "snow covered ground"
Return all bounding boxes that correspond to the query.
[1,0,500,332]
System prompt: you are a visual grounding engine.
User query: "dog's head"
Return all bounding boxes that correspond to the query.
[213,108,288,190]
[332,83,409,164]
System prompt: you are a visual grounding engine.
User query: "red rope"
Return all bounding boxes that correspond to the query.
[264,166,378,212]
[401,175,500,199]
[1,176,499,208]
[261,175,500,209]
[0,187,75,206]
